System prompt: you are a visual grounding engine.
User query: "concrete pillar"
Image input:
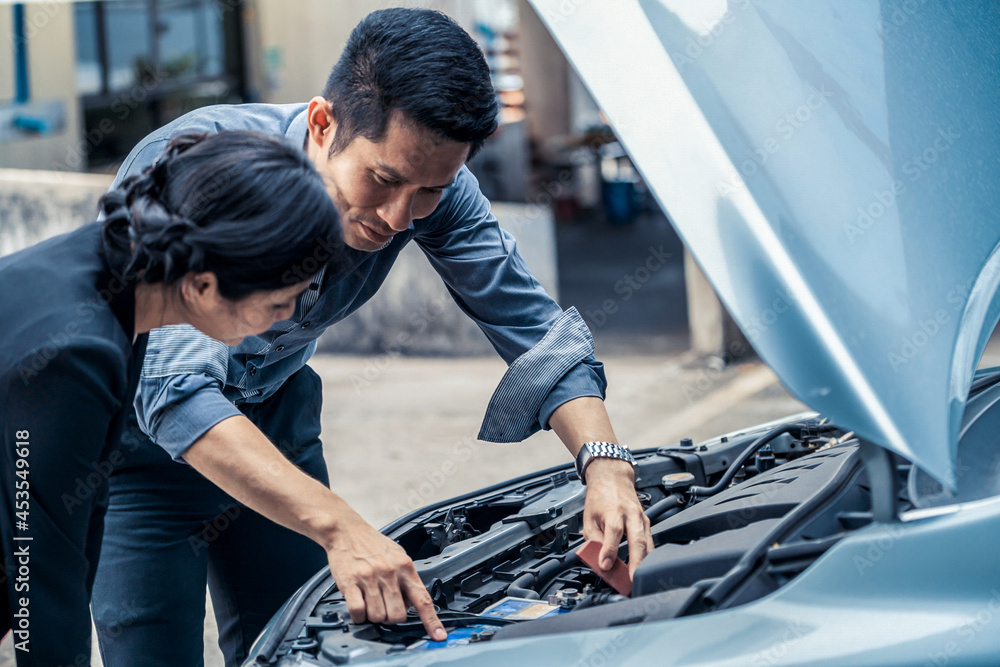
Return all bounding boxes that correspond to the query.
[518,0,570,145]
[684,249,749,361]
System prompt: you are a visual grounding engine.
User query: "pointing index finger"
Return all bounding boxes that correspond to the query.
[401,571,446,642]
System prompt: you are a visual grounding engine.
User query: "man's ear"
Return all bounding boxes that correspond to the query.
[306,96,336,149]
[180,271,221,311]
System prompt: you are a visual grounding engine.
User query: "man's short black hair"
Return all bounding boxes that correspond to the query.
[322,8,500,160]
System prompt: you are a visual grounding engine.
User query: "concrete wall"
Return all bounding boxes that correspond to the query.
[316,201,559,356]
[0,2,83,172]
[0,169,112,256]
[0,169,558,357]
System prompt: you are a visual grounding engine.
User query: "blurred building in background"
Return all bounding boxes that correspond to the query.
[3,0,543,176]
[1,0,738,358]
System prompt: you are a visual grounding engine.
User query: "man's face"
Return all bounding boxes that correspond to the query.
[306,99,470,252]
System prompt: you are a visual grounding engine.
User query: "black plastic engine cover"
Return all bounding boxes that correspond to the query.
[633,518,782,595]
[634,445,861,597]
[493,587,701,641]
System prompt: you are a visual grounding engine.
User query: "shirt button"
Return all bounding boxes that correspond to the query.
[275,345,285,352]
[301,321,311,329]
[309,282,319,291]
[248,366,257,376]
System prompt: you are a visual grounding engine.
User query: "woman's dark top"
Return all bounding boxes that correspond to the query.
[0,221,147,664]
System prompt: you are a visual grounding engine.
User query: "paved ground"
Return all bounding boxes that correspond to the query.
[315,352,805,528]
[3,204,998,663]
[0,349,807,666]
[3,335,1000,664]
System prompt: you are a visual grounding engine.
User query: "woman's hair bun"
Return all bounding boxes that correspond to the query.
[101,132,210,281]
[101,129,342,301]
[127,208,205,284]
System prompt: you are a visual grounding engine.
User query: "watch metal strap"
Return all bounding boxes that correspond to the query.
[576,441,636,484]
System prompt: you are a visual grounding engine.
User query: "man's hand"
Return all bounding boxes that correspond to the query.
[547,397,654,578]
[325,513,446,641]
[583,458,654,579]
[183,415,446,641]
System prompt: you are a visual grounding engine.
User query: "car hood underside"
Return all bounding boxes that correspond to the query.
[530,0,1000,487]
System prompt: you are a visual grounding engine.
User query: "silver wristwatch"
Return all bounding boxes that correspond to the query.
[575,441,636,484]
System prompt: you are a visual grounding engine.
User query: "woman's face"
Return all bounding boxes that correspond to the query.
[183,275,313,346]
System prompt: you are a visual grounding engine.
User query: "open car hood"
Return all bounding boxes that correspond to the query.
[531,0,1000,487]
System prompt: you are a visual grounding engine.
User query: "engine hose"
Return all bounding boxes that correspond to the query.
[702,451,862,608]
[573,592,628,611]
[506,573,539,600]
[506,555,574,599]
[645,494,685,523]
[690,423,803,498]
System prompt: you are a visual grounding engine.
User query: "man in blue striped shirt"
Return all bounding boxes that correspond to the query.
[91,9,654,664]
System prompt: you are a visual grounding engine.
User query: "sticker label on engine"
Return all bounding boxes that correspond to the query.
[482,597,564,621]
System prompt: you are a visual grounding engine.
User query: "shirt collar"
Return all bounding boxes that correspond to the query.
[287,107,310,151]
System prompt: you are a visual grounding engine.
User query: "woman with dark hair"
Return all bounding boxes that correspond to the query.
[0,129,341,665]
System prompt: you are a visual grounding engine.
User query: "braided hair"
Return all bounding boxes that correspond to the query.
[101,130,342,301]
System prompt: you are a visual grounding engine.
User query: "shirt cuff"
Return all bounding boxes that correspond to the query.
[135,374,242,460]
[537,358,607,431]
[478,307,605,442]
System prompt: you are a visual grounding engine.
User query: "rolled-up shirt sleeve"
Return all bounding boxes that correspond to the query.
[134,325,241,460]
[478,307,608,442]
[417,168,608,442]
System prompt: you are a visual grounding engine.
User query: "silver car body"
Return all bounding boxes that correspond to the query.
[246,2,1000,664]
[532,0,1000,488]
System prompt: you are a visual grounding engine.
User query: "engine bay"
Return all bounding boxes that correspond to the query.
[250,413,925,664]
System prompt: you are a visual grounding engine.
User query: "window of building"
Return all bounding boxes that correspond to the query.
[72,0,246,169]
